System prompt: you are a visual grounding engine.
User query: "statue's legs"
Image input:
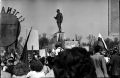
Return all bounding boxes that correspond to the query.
[57,22,61,32]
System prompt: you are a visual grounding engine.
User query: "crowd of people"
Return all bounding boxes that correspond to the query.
[0,43,120,78]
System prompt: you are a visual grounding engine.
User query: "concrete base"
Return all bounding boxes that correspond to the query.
[56,32,64,42]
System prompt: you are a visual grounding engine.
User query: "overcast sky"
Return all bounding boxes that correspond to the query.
[2,0,109,42]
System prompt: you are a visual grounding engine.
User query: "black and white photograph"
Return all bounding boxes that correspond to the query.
[0,0,120,78]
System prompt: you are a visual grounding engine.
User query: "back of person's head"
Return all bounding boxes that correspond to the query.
[55,42,62,49]
[30,60,43,72]
[94,45,101,53]
[13,62,29,76]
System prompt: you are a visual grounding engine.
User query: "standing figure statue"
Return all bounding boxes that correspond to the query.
[54,9,63,33]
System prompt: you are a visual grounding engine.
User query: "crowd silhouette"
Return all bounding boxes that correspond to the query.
[0,43,120,78]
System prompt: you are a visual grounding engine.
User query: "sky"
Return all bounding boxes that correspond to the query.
[1,0,109,42]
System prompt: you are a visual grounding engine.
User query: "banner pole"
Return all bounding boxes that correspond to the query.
[108,0,110,36]
[119,0,120,53]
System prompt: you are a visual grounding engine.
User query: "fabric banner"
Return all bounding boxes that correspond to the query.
[0,13,21,47]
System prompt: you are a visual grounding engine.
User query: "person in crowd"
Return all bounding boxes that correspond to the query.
[39,57,50,74]
[52,42,63,56]
[109,48,120,78]
[39,56,55,77]
[53,47,96,78]
[26,58,45,78]
[29,54,39,65]
[12,62,29,78]
[42,57,55,77]
[91,45,109,78]
[5,57,15,76]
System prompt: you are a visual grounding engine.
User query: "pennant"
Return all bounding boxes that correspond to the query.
[98,33,108,50]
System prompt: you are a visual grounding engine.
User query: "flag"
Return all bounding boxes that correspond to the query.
[98,33,108,50]
[20,27,32,64]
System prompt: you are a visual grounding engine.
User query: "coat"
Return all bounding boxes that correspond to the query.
[110,54,120,76]
[91,53,109,78]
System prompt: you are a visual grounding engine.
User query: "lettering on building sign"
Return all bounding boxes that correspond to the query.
[1,6,25,22]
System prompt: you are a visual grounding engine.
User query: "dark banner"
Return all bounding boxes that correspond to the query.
[0,13,21,47]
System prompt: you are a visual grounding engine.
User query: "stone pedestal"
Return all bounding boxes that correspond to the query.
[53,32,65,48]
[56,32,64,42]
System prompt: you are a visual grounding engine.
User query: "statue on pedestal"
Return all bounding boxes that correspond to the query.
[54,9,63,33]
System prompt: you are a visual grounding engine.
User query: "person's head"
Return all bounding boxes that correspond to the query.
[56,9,60,13]
[13,62,29,76]
[48,49,52,53]
[113,47,119,55]
[94,45,101,53]
[55,42,61,49]
[33,54,39,60]
[30,60,43,72]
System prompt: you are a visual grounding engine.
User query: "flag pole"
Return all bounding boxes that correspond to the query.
[108,0,110,36]
[119,0,120,53]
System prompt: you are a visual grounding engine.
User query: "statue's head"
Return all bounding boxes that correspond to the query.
[57,9,60,13]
